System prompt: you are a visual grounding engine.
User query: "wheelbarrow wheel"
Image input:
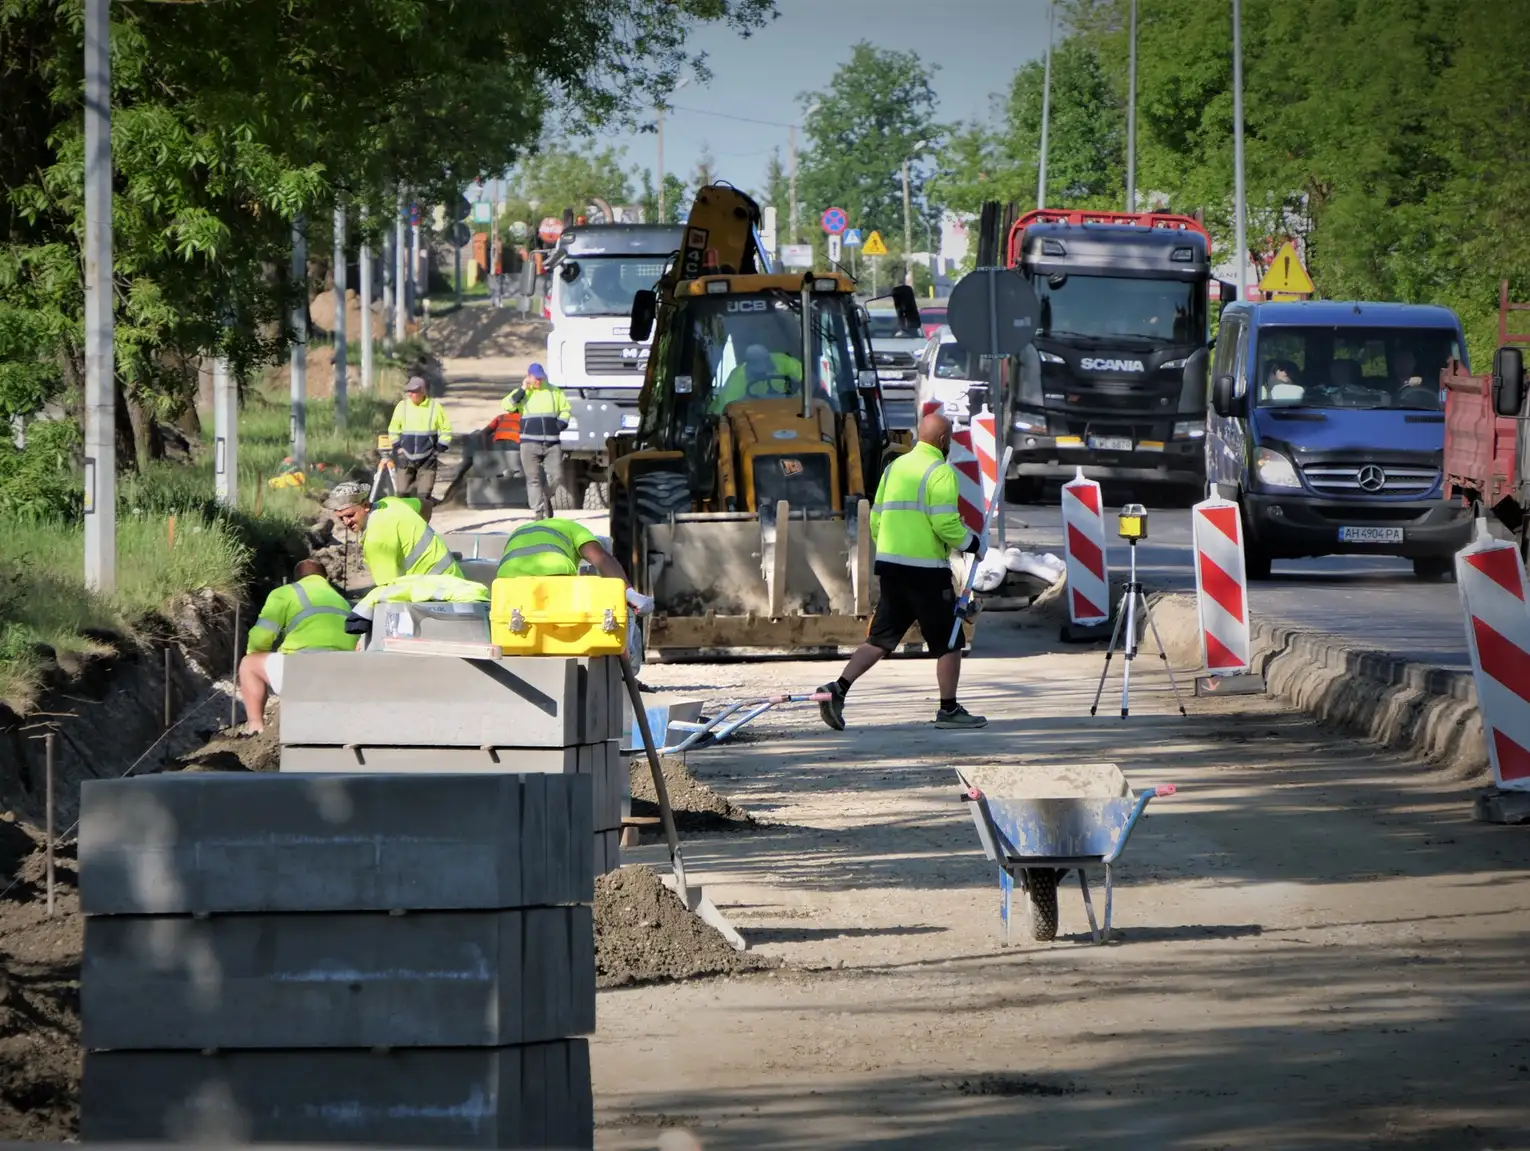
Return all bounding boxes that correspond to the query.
[1023,868,1060,942]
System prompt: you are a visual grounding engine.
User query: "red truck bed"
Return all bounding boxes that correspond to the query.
[1443,281,1529,507]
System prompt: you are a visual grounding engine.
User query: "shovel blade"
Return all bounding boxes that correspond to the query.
[660,873,749,952]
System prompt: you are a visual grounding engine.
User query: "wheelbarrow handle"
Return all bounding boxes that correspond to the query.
[1102,784,1176,866]
[1155,784,1177,798]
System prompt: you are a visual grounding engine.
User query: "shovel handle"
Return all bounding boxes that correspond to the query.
[618,655,688,896]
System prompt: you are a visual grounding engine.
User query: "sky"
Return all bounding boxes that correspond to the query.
[585,0,1054,203]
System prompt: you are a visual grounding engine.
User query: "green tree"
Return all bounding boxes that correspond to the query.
[795,42,942,243]
[759,147,790,220]
[635,168,689,223]
[513,142,635,219]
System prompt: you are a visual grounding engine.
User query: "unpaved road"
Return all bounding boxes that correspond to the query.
[597,612,1530,1150]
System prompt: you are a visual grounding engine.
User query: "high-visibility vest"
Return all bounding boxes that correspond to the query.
[496,518,599,579]
[246,575,353,654]
[388,397,453,461]
[502,384,571,443]
[362,499,464,585]
[870,441,972,569]
[352,573,490,621]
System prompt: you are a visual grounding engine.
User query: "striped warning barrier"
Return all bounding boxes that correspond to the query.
[1191,496,1251,675]
[1061,468,1109,626]
[1456,527,1530,790]
[971,406,999,509]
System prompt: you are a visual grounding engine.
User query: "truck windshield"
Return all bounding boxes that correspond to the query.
[673,291,862,414]
[1030,274,1205,345]
[1253,326,1461,411]
[556,256,669,317]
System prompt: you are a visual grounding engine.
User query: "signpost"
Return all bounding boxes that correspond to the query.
[827,232,843,263]
[862,230,887,297]
[946,266,1042,548]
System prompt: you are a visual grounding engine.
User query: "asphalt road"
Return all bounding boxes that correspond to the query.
[1005,500,1472,670]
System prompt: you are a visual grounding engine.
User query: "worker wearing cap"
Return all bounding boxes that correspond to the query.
[324,481,463,586]
[817,412,986,732]
[344,572,491,646]
[388,376,453,500]
[502,363,571,519]
[238,559,354,734]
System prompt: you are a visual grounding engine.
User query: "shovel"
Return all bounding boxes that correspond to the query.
[617,654,748,951]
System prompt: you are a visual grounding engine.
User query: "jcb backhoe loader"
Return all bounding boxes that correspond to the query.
[605,184,927,659]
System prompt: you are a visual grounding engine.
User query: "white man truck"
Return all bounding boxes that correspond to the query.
[543,223,686,508]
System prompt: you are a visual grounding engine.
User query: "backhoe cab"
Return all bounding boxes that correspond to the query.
[607,184,924,658]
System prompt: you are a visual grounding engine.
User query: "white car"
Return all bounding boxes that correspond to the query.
[913,325,985,424]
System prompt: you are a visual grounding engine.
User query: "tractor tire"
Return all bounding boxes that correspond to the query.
[1023,868,1060,942]
[633,470,692,524]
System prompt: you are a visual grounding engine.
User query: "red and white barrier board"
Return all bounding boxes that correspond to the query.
[971,406,999,509]
[1457,529,1530,790]
[1191,496,1251,675]
[923,399,995,536]
[1061,469,1109,626]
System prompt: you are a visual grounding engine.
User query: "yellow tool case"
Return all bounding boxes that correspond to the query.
[489,576,628,656]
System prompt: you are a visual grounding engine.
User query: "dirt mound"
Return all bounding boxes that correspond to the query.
[629,756,756,836]
[170,721,281,774]
[596,866,778,989]
[422,308,549,358]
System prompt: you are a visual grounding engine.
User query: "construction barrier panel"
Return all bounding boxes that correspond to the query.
[1191,496,1252,675]
[1061,468,1109,626]
[971,406,999,509]
[1456,528,1530,790]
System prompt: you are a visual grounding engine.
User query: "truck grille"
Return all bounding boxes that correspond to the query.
[1299,463,1439,498]
[584,342,650,375]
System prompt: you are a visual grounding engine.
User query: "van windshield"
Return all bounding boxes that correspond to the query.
[1253,326,1461,411]
[556,256,669,317]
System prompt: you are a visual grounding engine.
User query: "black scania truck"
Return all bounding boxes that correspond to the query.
[994,208,1233,501]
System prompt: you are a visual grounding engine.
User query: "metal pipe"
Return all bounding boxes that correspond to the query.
[44,732,55,918]
[163,646,172,728]
[359,206,373,390]
[231,601,241,728]
[1126,0,1138,211]
[83,0,116,593]
[901,157,914,287]
[394,192,407,343]
[1232,0,1248,300]
[1036,0,1055,209]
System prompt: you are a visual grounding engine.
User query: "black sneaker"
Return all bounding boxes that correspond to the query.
[817,682,846,731]
[934,704,987,729]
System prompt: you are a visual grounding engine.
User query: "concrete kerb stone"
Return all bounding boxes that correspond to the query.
[1148,593,1487,778]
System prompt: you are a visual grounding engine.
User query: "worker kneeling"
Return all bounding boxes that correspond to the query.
[239,559,354,734]
[497,517,652,610]
[818,412,986,731]
[344,572,492,647]
[324,482,464,585]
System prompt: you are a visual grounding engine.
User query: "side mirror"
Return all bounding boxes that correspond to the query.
[891,284,922,334]
[1219,280,1238,304]
[857,369,880,391]
[1493,346,1526,418]
[630,289,656,342]
[1179,347,1210,412]
[1211,372,1240,418]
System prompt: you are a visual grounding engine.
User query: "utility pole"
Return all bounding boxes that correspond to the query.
[359,205,373,391]
[290,216,308,468]
[394,194,407,344]
[410,216,421,322]
[1232,0,1248,300]
[1037,0,1055,209]
[788,124,798,243]
[83,0,115,592]
[212,355,237,508]
[380,213,394,357]
[1126,0,1138,212]
[332,202,348,428]
[901,157,915,287]
[657,108,667,221]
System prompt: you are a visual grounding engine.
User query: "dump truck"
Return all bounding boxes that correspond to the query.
[1444,281,1530,565]
[605,183,928,659]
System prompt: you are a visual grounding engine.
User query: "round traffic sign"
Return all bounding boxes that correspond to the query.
[947,267,1041,358]
[537,217,564,244]
[821,207,848,235]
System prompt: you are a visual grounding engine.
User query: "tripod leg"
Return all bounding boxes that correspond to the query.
[1142,595,1189,716]
[1089,593,1129,716]
[1120,582,1139,718]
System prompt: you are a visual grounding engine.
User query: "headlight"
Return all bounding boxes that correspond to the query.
[1254,447,1301,489]
[1172,419,1204,440]
[1162,358,1188,370]
[1013,414,1047,432]
[1039,351,1065,364]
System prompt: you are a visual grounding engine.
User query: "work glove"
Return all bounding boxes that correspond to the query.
[958,596,983,621]
[625,587,655,615]
[965,532,986,556]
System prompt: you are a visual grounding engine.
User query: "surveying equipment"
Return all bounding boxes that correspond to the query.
[1089,504,1187,719]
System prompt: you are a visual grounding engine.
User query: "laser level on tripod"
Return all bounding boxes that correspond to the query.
[1089,504,1187,720]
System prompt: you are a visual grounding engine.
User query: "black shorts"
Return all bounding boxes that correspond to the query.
[866,565,963,656]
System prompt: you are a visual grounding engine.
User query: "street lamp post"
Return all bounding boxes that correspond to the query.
[1126,0,1138,212]
[901,138,930,287]
[1037,0,1055,208]
[1232,0,1248,299]
[83,0,115,592]
[657,77,690,222]
[788,102,819,245]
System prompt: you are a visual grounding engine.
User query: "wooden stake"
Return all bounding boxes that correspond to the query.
[44,731,55,918]
[167,513,176,550]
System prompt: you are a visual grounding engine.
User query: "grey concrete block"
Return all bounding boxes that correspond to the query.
[79,773,592,916]
[82,907,594,1051]
[593,829,621,877]
[81,1041,593,1148]
[281,653,622,748]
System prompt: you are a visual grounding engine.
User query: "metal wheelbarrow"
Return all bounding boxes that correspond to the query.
[956,763,1176,944]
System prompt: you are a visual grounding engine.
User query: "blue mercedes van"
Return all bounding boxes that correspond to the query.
[1205,300,1474,579]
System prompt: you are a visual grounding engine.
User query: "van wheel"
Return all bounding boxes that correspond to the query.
[1245,545,1273,580]
[1412,555,1454,581]
[583,480,609,510]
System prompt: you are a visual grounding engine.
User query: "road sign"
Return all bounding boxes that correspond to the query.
[450,222,472,247]
[472,202,492,224]
[537,217,564,243]
[947,267,1040,358]
[1258,240,1315,297]
[781,243,813,269]
[827,233,843,262]
[844,228,863,247]
[861,230,888,256]
[821,207,848,235]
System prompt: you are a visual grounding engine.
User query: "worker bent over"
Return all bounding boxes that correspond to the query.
[324,483,464,586]
[344,572,491,645]
[502,363,571,519]
[387,375,453,500]
[239,559,354,734]
[496,518,654,615]
[818,412,986,730]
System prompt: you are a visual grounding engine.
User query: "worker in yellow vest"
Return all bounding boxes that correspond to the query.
[501,363,571,519]
[323,482,463,585]
[238,559,354,734]
[497,516,653,610]
[387,375,453,500]
[817,412,986,731]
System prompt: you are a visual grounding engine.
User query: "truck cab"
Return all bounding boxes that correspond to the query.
[1207,300,1474,579]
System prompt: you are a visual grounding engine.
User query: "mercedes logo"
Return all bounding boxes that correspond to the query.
[1357,464,1387,492]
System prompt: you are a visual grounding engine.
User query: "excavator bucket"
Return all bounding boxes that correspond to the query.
[643,500,877,659]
